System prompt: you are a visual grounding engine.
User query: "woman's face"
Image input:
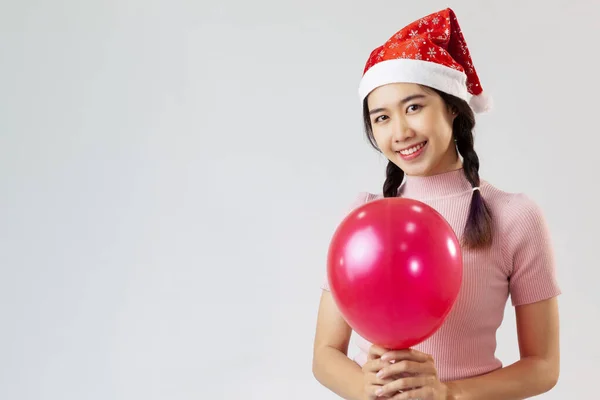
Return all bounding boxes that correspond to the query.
[367,83,461,177]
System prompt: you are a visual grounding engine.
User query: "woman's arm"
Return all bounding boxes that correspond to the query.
[312,290,366,400]
[447,297,560,400]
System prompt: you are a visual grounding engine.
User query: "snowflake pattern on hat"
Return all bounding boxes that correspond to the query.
[358,8,491,113]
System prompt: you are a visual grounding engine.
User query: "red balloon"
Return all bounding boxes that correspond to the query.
[327,197,462,350]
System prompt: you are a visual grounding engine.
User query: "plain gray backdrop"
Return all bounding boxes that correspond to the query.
[1,0,598,399]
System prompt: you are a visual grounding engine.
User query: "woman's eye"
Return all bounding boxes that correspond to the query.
[374,115,388,123]
[407,104,422,113]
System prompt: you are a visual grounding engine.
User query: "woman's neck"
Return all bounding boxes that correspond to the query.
[399,167,473,200]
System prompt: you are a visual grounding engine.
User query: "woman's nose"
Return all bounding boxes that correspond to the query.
[392,120,415,143]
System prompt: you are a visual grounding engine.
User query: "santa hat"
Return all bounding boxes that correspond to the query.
[358,8,492,113]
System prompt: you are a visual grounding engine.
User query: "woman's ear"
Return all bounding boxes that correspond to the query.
[448,105,458,120]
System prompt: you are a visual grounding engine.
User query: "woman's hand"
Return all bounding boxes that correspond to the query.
[361,344,398,399]
[374,348,449,400]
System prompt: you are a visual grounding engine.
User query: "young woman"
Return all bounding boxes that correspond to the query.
[312,8,561,400]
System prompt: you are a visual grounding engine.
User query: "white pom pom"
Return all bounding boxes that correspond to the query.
[469,91,493,114]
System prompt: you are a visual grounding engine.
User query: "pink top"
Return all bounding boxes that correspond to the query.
[322,168,561,382]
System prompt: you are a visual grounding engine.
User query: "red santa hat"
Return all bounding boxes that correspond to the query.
[358,8,492,113]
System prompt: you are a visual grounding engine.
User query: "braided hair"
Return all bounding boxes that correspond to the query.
[362,86,493,249]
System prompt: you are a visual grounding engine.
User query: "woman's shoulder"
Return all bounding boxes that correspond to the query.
[347,191,384,210]
[480,180,548,227]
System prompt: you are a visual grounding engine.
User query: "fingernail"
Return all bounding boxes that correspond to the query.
[376,370,384,378]
[375,388,383,396]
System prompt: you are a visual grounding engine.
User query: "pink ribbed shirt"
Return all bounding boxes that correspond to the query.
[321,168,561,382]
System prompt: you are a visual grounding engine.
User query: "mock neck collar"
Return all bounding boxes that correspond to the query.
[398,168,474,200]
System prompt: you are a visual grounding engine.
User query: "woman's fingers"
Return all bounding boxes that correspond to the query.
[377,359,437,379]
[363,357,388,372]
[367,344,389,360]
[363,360,396,386]
[381,348,431,363]
[377,374,437,397]
[389,385,435,400]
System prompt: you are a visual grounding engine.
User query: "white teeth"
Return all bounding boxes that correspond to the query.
[399,142,425,155]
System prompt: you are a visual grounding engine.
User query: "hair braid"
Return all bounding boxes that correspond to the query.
[455,120,493,248]
[383,160,404,198]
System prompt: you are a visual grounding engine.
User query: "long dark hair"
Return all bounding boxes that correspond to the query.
[362,86,493,249]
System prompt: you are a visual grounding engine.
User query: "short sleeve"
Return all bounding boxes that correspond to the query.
[321,192,376,291]
[504,194,561,306]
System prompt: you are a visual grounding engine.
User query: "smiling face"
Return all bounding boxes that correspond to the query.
[366,83,461,177]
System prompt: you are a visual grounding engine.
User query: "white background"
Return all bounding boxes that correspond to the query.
[1,0,598,398]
